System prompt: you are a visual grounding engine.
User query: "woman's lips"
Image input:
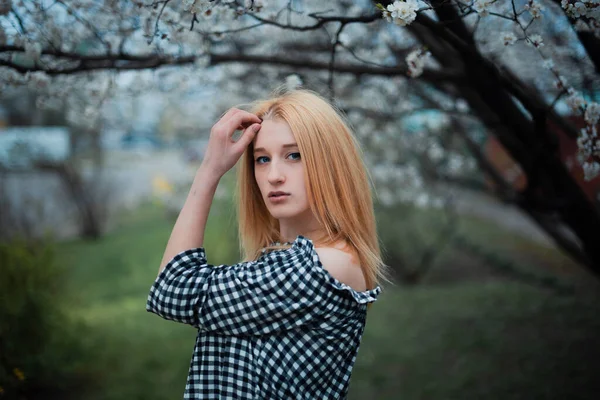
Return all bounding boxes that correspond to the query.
[269,194,290,203]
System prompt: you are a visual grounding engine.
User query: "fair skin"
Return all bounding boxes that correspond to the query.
[158,108,367,292]
[252,118,322,243]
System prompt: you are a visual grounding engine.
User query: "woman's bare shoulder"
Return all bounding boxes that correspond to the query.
[314,242,366,292]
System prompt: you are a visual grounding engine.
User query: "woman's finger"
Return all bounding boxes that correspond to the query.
[213,108,239,130]
[223,110,261,134]
[233,123,261,153]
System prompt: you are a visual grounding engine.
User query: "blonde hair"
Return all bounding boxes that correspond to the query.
[235,89,391,292]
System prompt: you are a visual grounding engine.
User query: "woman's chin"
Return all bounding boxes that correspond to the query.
[269,208,300,220]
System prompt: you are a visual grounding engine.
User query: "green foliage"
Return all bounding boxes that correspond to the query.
[0,239,96,399]
[48,200,600,399]
[54,199,241,400]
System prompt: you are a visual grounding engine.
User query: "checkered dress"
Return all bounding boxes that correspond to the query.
[147,235,382,399]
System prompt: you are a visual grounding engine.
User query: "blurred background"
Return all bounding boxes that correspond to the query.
[2,0,600,399]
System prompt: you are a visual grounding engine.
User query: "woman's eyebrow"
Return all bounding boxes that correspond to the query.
[253,143,298,153]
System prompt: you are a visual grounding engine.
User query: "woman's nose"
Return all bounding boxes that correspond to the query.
[267,162,285,184]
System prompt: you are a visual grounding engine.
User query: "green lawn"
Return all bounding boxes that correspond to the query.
[55,201,600,399]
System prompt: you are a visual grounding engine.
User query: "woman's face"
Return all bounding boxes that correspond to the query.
[252,118,312,221]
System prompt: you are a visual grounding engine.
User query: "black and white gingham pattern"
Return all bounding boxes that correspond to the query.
[147,235,381,399]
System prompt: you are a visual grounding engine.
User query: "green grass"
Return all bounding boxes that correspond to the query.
[351,282,600,399]
[56,200,240,400]
[375,202,587,285]
[54,201,600,399]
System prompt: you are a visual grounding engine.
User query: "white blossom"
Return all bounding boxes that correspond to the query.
[577,126,598,162]
[585,102,600,125]
[383,0,419,26]
[162,8,181,24]
[184,0,212,14]
[337,32,351,46]
[183,0,196,11]
[542,59,554,70]
[456,99,469,112]
[561,0,598,19]
[194,55,210,68]
[555,75,568,90]
[574,1,588,17]
[525,1,544,19]
[28,71,50,90]
[405,48,431,78]
[566,93,587,112]
[525,34,544,47]
[574,19,591,31]
[245,0,266,12]
[582,160,600,181]
[285,74,302,90]
[501,32,517,46]
[473,0,493,17]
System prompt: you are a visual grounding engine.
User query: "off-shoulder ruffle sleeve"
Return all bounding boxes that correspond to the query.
[291,235,381,304]
[146,236,381,335]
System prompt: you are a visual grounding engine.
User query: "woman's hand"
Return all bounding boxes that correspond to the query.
[201,108,262,178]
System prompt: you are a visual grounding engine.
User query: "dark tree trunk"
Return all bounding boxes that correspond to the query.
[37,161,103,239]
[383,0,600,271]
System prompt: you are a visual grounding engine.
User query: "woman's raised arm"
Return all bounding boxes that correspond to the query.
[157,108,262,275]
[157,165,220,275]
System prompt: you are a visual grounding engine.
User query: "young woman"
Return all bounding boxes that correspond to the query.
[147,89,389,399]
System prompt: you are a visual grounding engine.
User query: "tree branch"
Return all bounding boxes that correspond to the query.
[245,11,381,31]
[210,52,464,82]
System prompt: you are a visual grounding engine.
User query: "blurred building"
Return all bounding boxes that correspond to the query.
[0,126,70,169]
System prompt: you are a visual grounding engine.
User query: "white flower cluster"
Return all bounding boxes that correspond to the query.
[577,126,600,180]
[554,75,569,90]
[586,102,600,125]
[542,59,554,70]
[525,34,544,47]
[473,0,493,17]
[501,32,517,46]
[382,0,419,26]
[245,0,267,12]
[524,1,544,19]
[28,71,50,91]
[561,0,600,37]
[405,48,431,78]
[561,0,600,19]
[582,160,600,181]
[372,163,445,209]
[566,93,586,112]
[182,0,211,14]
[566,88,600,180]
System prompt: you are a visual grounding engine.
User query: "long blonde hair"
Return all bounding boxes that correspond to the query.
[236,89,391,291]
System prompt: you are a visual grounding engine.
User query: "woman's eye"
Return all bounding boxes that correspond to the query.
[255,153,300,164]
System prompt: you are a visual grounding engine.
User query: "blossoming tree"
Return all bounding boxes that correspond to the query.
[1,0,600,270]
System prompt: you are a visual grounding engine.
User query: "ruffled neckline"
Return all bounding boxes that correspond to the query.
[263,235,382,304]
